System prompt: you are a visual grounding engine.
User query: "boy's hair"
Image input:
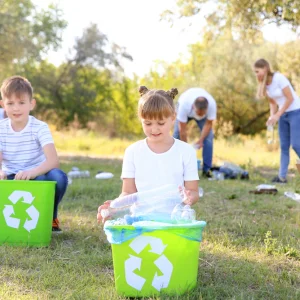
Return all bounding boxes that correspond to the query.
[138,86,178,120]
[0,76,33,100]
[194,97,208,110]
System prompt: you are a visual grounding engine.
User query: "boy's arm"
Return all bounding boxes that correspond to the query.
[15,144,59,180]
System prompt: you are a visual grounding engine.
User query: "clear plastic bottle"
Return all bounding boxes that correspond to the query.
[267,125,274,144]
[101,184,187,222]
[211,171,225,181]
[284,192,300,202]
[67,170,90,178]
[199,187,204,197]
[171,204,196,223]
[101,205,131,220]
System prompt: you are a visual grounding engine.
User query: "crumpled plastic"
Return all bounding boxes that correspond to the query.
[104,220,207,244]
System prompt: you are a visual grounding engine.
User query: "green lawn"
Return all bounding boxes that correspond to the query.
[0,155,299,299]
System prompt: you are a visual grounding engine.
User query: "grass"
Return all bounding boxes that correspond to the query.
[52,129,299,172]
[0,133,300,299]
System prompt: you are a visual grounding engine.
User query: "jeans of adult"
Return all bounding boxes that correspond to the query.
[7,168,68,219]
[173,117,213,172]
[278,108,300,179]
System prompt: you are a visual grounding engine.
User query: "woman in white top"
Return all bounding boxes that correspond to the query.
[254,58,300,183]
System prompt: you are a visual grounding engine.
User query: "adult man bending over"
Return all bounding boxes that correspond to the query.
[173,88,217,177]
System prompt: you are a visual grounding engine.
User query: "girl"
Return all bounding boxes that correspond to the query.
[254,58,300,183]
[97,86,199,222]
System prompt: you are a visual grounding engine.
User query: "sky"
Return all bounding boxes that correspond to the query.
[35,0,297,77]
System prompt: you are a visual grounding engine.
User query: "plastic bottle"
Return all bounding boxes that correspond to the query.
[267,125,274,144]
[284,192,300,202]
[67,170,90,178]
[101,205,131,220]
[171,204,196,223]
[210,171,225,181]
[95,172,114,179]
[199,187,204,197]
[101,184,187,223]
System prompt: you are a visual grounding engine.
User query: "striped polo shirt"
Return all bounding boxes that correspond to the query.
[0,116,54,175]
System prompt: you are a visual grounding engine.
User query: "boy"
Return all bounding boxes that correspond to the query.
[0,76,68,232]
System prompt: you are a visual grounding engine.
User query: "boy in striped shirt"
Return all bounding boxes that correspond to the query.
[0,76,68,233]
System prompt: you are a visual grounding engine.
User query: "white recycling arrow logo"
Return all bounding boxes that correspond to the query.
[3,205,20,228]
[2,190,39,232]
[125,236,173,291]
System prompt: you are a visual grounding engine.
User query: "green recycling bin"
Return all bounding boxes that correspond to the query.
[104,220,206,297]
[0,180,56,247]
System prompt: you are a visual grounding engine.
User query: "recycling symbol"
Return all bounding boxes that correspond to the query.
[2,190,39,232]
[125,236,173,291]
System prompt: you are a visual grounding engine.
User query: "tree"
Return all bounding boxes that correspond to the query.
[162,0,300,41]
[49,23,133,127]
[24,23,134,129]
[0,0,66,76]
[139,34,282,135]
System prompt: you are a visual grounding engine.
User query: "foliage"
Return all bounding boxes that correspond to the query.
[0,0,66,75]
[20,24,135,130]
[2,1,300,137]
[139,33,300,135]
[163,0,300,41]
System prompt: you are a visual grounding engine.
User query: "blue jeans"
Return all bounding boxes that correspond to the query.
[278,108,300,178]
[7,168,68,219]
[173,118,214,171]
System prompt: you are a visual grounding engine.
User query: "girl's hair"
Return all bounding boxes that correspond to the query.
[254,59,273,99]
[138,86,178,120]
[0,76,33,100]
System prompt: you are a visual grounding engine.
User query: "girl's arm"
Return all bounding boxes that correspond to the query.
[15,144,59,180]
[184,180,199,205]
[97,178,137,224]
[267,87,294,126]
[120,178,137,197]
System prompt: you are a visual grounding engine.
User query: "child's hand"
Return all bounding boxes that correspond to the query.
[15,170,36,180]
[179,186,199,206]
[97,200,112,224]
[0,170,7,180]
[183,189,194,205]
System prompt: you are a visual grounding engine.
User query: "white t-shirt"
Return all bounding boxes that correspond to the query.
[176,88,217,122]
[121,138,199,192]
[0,116,54,175]
[266,72,300,112]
